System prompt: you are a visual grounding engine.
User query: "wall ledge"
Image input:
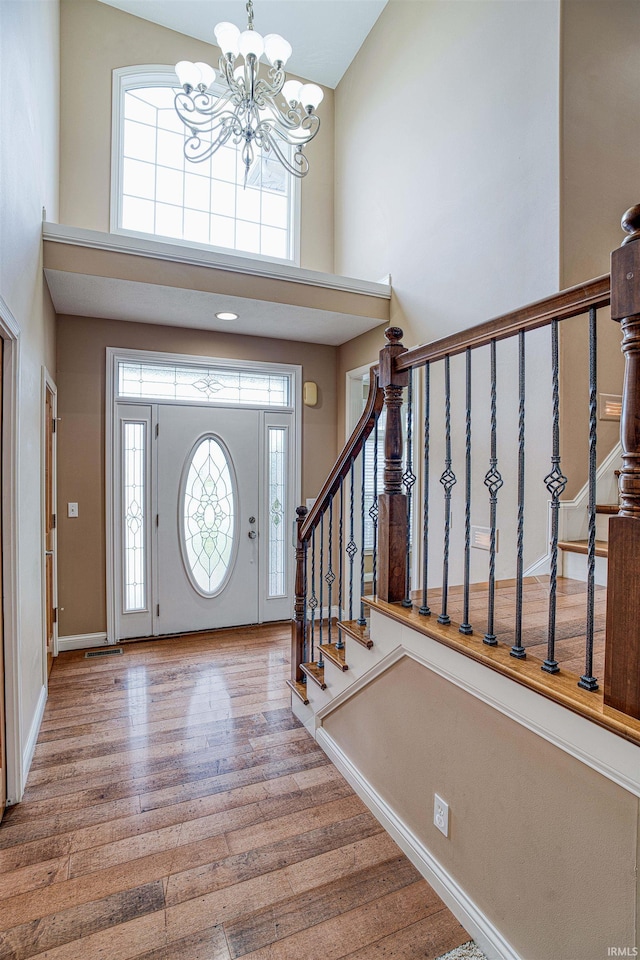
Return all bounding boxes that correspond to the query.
[42,223,391,300]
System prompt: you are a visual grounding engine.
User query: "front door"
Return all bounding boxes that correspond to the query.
[155,404,259,635]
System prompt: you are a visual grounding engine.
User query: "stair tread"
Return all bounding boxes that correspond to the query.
[595,504,619,515]
[338,620,374,649]
[286,679,309,705]
[321,642,349,671]
[300,661,327,689]
[558,539,608,557]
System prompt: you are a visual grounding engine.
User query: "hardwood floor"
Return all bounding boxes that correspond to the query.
[0,624,469,960]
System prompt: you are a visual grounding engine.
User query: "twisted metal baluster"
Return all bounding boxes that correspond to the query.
[318,513,324,666]
[402,372,416,607]
[483,339,503,645]
[438,356,457,624]
[460,349,473,634]
[337,478,345,649]
[511,330,527,659]
[579,307,599,691]
[358,441,367,625]
[369,422,379,597]
[543,319,567,673]
[302,540,308,662]
[347,460,357,621]
[309,526,317,662]
[420,364,431,616]
[326,500,335,644]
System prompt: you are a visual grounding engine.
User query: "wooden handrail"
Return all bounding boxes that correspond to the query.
[300,369,384,541]
[395,274,611,371]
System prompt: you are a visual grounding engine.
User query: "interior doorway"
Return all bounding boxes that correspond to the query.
[0,338,5,821]
[107,349,300,643]
[43,375,58,674]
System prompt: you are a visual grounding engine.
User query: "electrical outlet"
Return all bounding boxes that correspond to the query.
[434,794,449,837]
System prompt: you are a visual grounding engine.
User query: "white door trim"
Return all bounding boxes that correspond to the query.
[41,369,58,663]
[0,294,23,804]
[105,347,301,643]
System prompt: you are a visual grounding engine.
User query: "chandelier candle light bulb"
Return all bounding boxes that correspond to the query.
[174,0,323,182]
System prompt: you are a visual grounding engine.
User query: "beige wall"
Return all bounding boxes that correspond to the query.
[334,0,560,354]
[558,0,639,495]
[0,0,59,798]
[59,0,334,273]
[323,655,639,959]
[56,315,337,638]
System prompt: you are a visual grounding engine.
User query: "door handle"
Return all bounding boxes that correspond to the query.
[45,550,54,556]
[248,530,257,540]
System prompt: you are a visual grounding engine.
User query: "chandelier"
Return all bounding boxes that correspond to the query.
[174,0,324,184]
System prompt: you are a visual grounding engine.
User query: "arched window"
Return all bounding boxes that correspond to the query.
[111,66,298,263]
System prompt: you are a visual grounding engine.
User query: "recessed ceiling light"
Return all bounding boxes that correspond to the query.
[215,311,238,321]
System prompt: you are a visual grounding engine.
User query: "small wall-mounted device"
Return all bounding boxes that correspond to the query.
[67,502,78,518]
[599,393,622,421]
[303,381,318,407]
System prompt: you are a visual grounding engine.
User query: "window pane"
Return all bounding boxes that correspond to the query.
[124,119,156,163]
[123,422,146,611]
[210,214,235,250]
[261,226,287,260]
[236,220,261,254]
[118,360,291,407]
[157,129,185,171]
[184,208,210,245]
[182,436,235,595]
[123,158,156,201]
[211,179,236,218]
[117,79,294,260]
[268,427,287,597]
[122,196,155,234]
[155,202,183,239]
[184,172,210,212]
[236,186,261,223]
[261,192,288,229]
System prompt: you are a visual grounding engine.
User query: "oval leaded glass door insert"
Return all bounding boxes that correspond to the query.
[180,435,237,596]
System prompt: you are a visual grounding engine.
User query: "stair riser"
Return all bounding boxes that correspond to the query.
[562,551,608,586]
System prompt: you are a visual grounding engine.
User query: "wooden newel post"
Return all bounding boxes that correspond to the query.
[291,505,308,683]
[377,327,410,602]
[605,205,640,718]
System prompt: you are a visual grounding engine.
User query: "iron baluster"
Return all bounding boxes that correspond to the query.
[302,539,308,662]
[438,355,457,625]
[318,512,324,666]
[402,372,416,607]
[460,349,473,634]
[543,319,567,673]
[326,499,335,643]
[511,330,527,659]
[483,339,503,645]
[337,477,344,648]
[347,460,357,621]
[358,440,367,625]
[579,307,599,691]
[370,422,379,597]
[309,526,317,662]
[420,364,431,616]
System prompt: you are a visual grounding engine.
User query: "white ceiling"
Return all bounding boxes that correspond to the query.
[96,0,388,88]
[45,270,386,345]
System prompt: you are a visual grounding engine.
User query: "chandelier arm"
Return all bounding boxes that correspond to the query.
[257,128,309,178]
[175,93,242,134]
[183,114,243,163]
[256,110,320,147]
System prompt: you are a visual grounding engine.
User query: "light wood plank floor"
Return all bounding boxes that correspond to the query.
[0,624,469,960]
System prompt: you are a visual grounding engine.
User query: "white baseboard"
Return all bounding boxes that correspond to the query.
[317,728,520,960]
[58,632,109,651]
[22,684,47,783]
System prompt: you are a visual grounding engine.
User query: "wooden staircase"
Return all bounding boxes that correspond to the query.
[287,618,375,713]
[558,502,618,561]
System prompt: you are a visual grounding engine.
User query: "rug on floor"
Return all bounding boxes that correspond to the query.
[435,941,489,960]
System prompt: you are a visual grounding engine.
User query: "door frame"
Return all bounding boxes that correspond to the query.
[0,295,22,805]
[105,347,302,644]
[42,369,58,662]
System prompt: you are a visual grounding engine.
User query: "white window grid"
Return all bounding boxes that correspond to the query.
[112,66,299,264]
[117,359,291,408]
[123,421,146,611]
[268,426,287,598]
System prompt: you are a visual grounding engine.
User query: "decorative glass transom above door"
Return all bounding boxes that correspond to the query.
[108,350,299,642]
